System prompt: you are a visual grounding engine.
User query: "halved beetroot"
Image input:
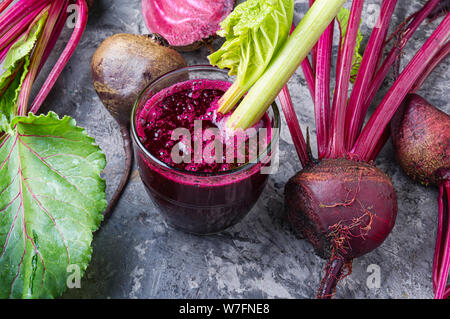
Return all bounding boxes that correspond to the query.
[141,0,235,51]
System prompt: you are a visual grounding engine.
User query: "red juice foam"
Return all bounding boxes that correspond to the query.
[136,79,271,174]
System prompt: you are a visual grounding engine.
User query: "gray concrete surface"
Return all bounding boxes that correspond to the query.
[34,0,449,299]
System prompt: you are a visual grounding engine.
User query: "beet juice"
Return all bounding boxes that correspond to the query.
[131,66,279,234]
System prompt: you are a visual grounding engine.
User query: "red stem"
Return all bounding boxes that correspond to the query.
[301,58,316,100]
[385,12,418,46]
[0,2,47,52]
[0,0,49,38]
[351,13,450,161]
[0,0,14,14]
[37,1,69,76]
[368,126,389,161]
[361,0,440,129]
[16,1,65,116]
[328,0,364,158]
[410,40,450,93]
[30,0,88,114]
[433,185,444,291]
[434,181,450,299]
[278,86,309,167]
[0,37,14,62]
[345,0,397,151]
[445,288,450,299]
[314,21,333,159]
[279,24,309,167]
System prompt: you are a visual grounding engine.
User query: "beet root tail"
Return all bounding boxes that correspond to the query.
[101,125,134,224]
[316,256,351,299]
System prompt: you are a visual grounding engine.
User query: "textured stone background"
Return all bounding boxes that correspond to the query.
[33,0,449,299]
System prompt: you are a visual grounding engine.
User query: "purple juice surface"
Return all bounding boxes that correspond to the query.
[136,79,270,173]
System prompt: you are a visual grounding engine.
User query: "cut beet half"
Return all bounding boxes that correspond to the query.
[141,0,235,51]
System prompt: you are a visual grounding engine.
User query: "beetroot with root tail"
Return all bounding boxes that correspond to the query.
[285,159,397,297]
[91,33,187,221]
[91,33,186,124]
[141,0,235,51]
[391,94,450,186]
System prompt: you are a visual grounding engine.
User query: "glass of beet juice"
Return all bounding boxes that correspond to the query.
[131,65,280,235]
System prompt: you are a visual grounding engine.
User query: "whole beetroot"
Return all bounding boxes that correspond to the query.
[391,94,449,186]
[91,33,186,124]
[285,158,397,297]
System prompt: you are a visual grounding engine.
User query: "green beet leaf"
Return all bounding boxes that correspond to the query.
[0,112,106,298]
[208,0,294,113]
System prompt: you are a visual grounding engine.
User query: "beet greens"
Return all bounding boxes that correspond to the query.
[0,0,107,298]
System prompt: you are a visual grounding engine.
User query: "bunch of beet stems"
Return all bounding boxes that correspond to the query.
[0,0,88,114]
[277,0,449,298]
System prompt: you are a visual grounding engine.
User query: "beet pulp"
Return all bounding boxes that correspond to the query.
[141,0,235,51]
[285,159,397,297]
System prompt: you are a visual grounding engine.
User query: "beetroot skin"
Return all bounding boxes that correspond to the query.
[141,0,235,51]
[285,159,397,260]
[391,94,450,186]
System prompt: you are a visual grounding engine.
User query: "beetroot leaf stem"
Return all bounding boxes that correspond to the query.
[278,85,309,167]
[30,0,88,114]
[0,1,47,52]
[301,57,316,99]
[0,0,49,38]
[314,20,333,159]
[345,0,397,151]
[0,0,14,14]
[352,13,450,161]
[328,0,364,158]
[434,181,450,299]
[410,40,450,93]
[360,0,440,130]
[16,1,66,115]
